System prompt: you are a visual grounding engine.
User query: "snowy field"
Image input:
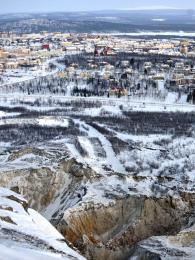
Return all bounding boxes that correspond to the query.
[0,93,194,114]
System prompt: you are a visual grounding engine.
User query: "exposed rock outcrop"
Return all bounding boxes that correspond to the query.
[56,193,195,259]
[0,147,97,212]
[131,223,195,260]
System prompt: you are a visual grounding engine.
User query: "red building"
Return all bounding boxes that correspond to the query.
[42,44,50,50]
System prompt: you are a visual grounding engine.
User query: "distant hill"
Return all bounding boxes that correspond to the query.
[0,9,194,34]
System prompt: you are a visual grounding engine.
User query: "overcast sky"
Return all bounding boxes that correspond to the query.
[1,0,195,13]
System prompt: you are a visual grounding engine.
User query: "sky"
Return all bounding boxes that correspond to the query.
[0,0,195,13]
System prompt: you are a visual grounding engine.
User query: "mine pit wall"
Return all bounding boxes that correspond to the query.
[1,155,195,260]
[0,167,70,211]
[0,158,89,212]
[57,193,195,260]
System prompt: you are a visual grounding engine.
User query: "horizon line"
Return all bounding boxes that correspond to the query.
[0,7,195,15]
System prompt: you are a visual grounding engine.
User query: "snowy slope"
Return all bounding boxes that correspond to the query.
[0,188,85,260]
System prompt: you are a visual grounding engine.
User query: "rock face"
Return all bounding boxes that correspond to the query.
[0,166,68,212]
[131,223,195,260]
[56,194,195,259]
[0,146,96,212]
[0,187,85,260]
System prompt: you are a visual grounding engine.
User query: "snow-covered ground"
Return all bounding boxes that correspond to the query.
[0,188,85,260]
[73,119,126,174]
[37,117,69,127]
[0,116,69,128]
[0,55,66,87]
[0,111,20,118]
[0,66,57,87]
[0,94,194,113]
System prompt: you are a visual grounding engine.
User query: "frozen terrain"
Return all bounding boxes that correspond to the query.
[0,98,194,259]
